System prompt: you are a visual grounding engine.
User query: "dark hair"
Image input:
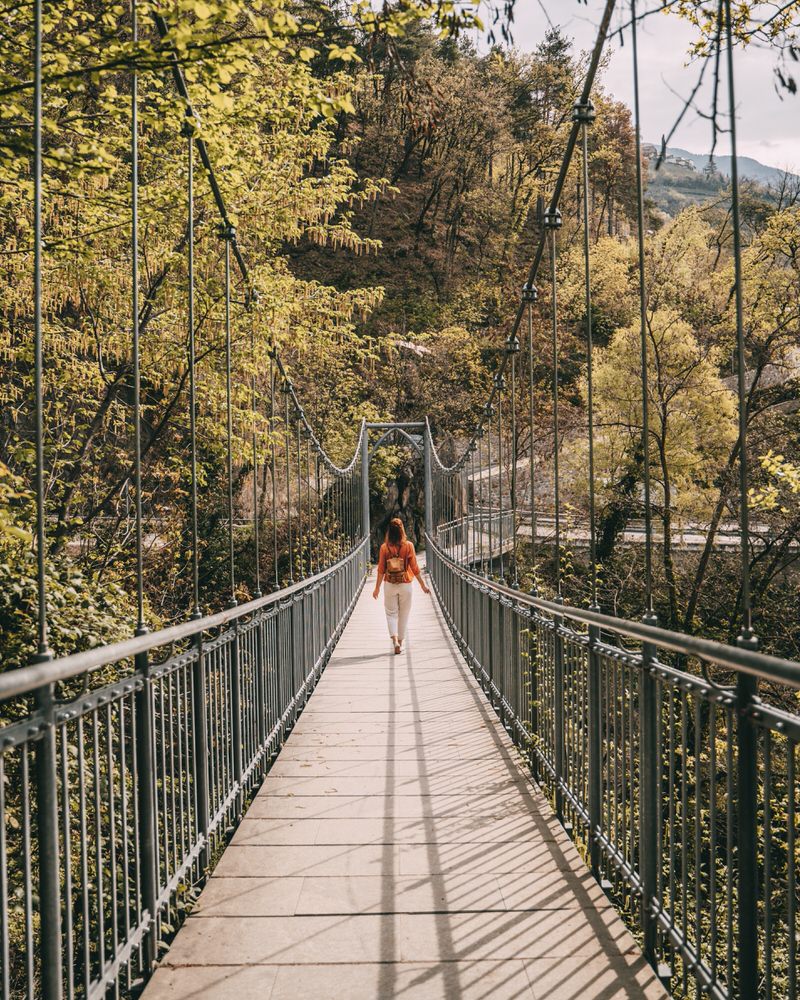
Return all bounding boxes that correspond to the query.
[386,517,406,547]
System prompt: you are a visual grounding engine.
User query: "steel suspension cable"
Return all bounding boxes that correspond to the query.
[576,100,599,610]
[158,14,364,582]
[186,120,200,620]
[724,0,757,650]
[724,4,760,991]
[486,404,494,576]
[283,379,293,583]
[269,352,279,587]
[250,302,261,599]
[224,226,237,607]
[306,436,313,574]
[477,427,485,573]
[295,416,303,575]
[467,442,474,565]
[525,289,538,581]
[424,0,617,553]
[497,373,505,581]
[509,334,520,586]
[509,0,618,345]
[131,0,146,636]
[314,452,321,572]
[547,212,563,599]
[631,0,656,621]
[32,0,50,662]
[462,464,468,566]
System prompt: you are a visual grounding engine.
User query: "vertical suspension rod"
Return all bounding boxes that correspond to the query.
[33,0,50,660]
[724,5,760,999]
[186,118,200,619]
[224,227,237,607]
[497,375,505,582]
[631,1,655,618]
[284,381,293,583]
[510,339,519,585]
[132,0,146,635]
[250,301,262,598]
[270,351,279,587]
[524,287,538,581]
[724,0,756,646]
[576,100,598,609]
[547,214,563,599]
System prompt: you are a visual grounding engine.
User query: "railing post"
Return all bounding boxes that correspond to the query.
[254,614,267,770]
[736,668,759,999]
[34,681,63,1000]
[273,607,284,746]
[497,599,507,727]
[424,423,433,538]
[230,623,243,819]
[360,422,370,544]
[639,628,659,965]
[528,606,539,782]
[289,596,298,727]
[134,647,159,972]
[191,630,210,873]
[553,607,565,824]
[487,593,496,702]
[587,623,602,880]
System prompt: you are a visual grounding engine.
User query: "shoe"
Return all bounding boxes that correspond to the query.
[393,639,401,654]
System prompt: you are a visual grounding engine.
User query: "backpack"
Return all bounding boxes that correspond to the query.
[385,542,408,584]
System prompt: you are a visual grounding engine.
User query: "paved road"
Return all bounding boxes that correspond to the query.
[144,570,666,1000]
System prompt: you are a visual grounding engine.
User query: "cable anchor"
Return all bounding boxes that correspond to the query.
[543,207,562,230]
[572,100,596,125]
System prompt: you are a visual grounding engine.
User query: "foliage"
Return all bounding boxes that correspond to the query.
[0,467,137,673]
[752,451,800,513]
[590,308,737,519]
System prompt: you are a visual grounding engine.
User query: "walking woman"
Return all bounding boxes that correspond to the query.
[373,517,430,654]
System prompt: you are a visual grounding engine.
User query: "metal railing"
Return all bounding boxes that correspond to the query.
[0,538,368,999]
[434,511,516,566]
[428,535,799,1000]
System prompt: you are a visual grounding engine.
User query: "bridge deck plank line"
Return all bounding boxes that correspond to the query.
[144,571,667,1000]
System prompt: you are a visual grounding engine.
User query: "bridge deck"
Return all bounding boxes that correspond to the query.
[145,572,666,1000]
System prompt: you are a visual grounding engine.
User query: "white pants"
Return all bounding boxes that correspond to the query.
[383,582,413,640]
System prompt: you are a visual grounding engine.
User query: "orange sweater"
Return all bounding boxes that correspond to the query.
[377,540,420,584]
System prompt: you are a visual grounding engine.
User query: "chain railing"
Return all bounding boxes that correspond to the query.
[0,536,368,999]
[427,536,799,1000]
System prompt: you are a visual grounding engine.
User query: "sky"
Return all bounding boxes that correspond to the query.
[481,0,800,171]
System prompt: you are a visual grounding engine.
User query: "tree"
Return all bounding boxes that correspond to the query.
[590,308,737,626]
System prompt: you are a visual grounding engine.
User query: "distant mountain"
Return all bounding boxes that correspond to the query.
[640,144,799,218]
[658,146,798,187]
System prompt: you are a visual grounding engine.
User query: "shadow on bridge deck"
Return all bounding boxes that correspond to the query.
[143,569,666,1000]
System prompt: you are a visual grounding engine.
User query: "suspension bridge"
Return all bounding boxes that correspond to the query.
[1,2,799,1000]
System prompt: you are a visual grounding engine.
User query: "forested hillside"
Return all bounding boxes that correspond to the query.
[288,25,800,656]
[1,1,798,669]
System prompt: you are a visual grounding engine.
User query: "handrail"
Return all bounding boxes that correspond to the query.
[0,536,370,701]
[426,533,800,689]
[427,530,800,998]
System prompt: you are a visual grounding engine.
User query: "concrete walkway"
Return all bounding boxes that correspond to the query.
[145,570,667,1000]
